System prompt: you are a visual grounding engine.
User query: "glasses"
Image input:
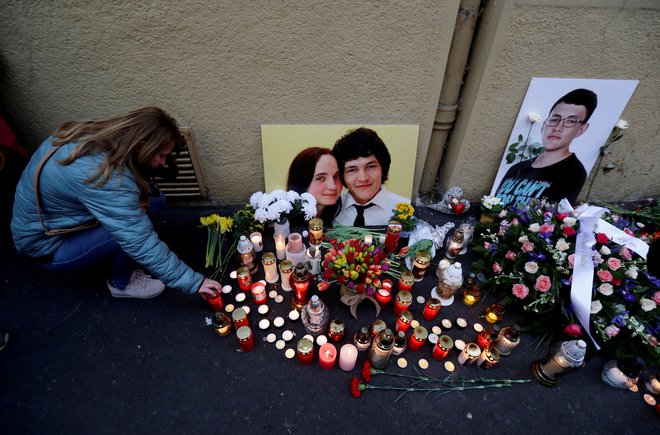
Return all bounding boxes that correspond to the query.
[544,116,584,128]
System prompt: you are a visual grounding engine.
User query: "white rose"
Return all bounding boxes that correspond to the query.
[625,268,638,279]
[528,223,540,233]
[615,119,629,129]
[524,262,539,274]
[598,283,613,296]
[591,300,603,314]
[555,238,570,252]
[528,112,542,123]
[639,298,655,312]
[562,217,577,227]
[518,235,529,243]
[600,246,611,256]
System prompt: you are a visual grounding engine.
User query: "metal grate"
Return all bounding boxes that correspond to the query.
[153,127,208,199]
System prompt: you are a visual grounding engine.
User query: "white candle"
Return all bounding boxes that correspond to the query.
[250,232,263,252]
[364,234,373,246]
[339,344,358,371]
[275,235,286,260]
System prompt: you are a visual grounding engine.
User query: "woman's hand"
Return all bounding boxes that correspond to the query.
[198,278,222,298]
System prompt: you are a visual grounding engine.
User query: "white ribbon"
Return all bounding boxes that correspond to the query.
[558,199,649,349]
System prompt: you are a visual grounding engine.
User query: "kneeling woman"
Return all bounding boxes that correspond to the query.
[11,107,220,299]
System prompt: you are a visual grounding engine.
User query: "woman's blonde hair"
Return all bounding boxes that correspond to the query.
[52,106,184,197]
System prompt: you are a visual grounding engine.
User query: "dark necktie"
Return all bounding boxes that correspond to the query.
[353,203,375,227]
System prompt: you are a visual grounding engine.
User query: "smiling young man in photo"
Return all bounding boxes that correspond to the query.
[495,88,597,207]
[332,127,408,226]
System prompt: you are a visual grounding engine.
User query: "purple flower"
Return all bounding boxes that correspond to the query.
[621,290,636,303]
[562,279,572,287]
[612,315,626,326]
[644,272,660,288]
[381,263,390,272]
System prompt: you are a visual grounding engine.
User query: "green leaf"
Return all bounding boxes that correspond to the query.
[506,153,516,164]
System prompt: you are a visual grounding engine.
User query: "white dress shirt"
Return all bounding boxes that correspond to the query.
[333,186,409,227]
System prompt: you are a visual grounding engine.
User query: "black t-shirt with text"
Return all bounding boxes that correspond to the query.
[495,153,586,207]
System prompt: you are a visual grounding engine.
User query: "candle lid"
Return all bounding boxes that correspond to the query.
[412,326,428,341]
[236,326,251,340]
[262,252,276,264]
[236,235,253,254]
[297,337,313,354]
[396,290,412,304]
[293,262,310,282]
[231,307,246,321]
[465,343,481,357]
[398,310,413,323]
[212,312,230,328]
[444,263,463,283]
[309,218,323,231]
[438,335,453,349]
[279,260,294,272]
[426,298,441,309]
[287,232,304,252]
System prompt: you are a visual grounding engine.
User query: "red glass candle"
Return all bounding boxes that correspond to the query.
[422,297,441,321]
[375,288,392,306]
[328,320,345,342]
[477,325,500,350]
[407,326,428,351]
[384,220,402,253]
[319,343,337,369]
[393,290,412,315]
[296,337,314,366]
[231,307,249,329]
[292,263,310,310]
[237,266,252,291]
[370,319,387,339]
[432,335,454,361]
[236,326,254,352]
[207,293,224,312]
[398,271,414,292]
[250,281,267,305]
[395,310,413,333]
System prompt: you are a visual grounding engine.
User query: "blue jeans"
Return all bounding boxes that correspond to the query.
[43,225,136,289]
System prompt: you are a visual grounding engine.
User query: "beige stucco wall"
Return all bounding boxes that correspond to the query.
[0,0,460,204]
[440,0,660,202]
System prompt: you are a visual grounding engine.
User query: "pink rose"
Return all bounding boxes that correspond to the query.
[512,284,529,299]
[606,257,622,271]
[597,270,613,283]
[510,218,520,226]
[654,291,660,305]
[534,275,552,292]
[605,325,620,338]
[492,262,502,274]
[563,324,582,338]
[522,241,535,252]
[498,228,506,236]
[568,253,575,268]
[620,247,632,260]
[505,250,517,261]
[483,242,491,249]
[539,223,555,233]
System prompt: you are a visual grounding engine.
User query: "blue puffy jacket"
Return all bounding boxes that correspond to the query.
[11,138,204,294]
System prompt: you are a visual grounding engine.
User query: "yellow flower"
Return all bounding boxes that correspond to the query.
[395,202,414,220]
[200,215,213,227]
[219,216,234,233]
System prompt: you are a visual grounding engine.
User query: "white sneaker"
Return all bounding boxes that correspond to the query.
[107,271,166,299]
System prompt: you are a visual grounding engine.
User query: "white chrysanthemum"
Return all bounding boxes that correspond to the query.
[272,199,293,215]
[300,192,315,204]
[591,300,603,314]
[271,189,287,200]
[302,202,317,220]
[254,208,270,223]
[528,223,540,233]
[250,191,264,208]
[286,190,301,203]
[258,194,274,209]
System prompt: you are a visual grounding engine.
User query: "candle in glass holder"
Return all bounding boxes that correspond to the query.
[422,298,441,321]
[250,231,263,252]
[458,343,482,366]
[231,307,249,329]
[354,327,372,351]
[286,233,307,266]
[462,275,481,306]
[279,260,294,291]
[398,271,414,292]
[305,247,322,276]
[375,288,392,306]
[495,325,520,356]
[328,319,346,342]
[250,281,268,305]
[274,234,287,260]
[437,262,463,306]
[368,329,395,369]
[392,331,407,355]
[432,335,454,361]
[412,250,431,282]
[384,220,402,253]
[236,326,254,352]
[237,266,252,291]
[339,344,358,371]
[319,343,337,369]
[393,290,413,315]
[477,346,500,370]
[395,310,413,333]
[212,312,232,336]
[444,228,465,262]
[308,218,324,246]
[296,337,314,366]
[262,252,279,284]
[484,302,505,324]
[370,319,387,339]
[207,292,224,312]
[408,326,428,351]
[237,235,258,274]
[477,325,500,349]
[292,262,310,310]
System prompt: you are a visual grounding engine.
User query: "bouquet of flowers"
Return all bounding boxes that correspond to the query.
[391,202,418,232]
[472,198,659,364]
[479,195,504,221]
[249,190,317,224]
[200,213,235,273]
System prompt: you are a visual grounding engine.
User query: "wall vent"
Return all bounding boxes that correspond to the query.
[153,127,208,199]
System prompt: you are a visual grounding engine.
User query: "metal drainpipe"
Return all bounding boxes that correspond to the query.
[419,0,482,195]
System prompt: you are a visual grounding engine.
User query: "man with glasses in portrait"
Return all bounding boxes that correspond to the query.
[495,88,597,206]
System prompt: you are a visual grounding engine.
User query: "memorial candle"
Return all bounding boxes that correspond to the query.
[407,326,428,351]
[279,260,294,291]
[207,292,224,312]
[237,266,252,291]
[422,298,441,321]
[384,220,402,253]
[236,326,254,352]
[250,281,268,305]
[393,291,412,315]
[319,343,337,369]
[250,231,263,252]
[339,344,358,371]
[231,307,249,329]
[398,271,414,292]
[375,288,392,306]
[432,335,453,361]
[395,310,413,333]
[296,337,314,366]
[274,234,287,261]
[262,252,279,284]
